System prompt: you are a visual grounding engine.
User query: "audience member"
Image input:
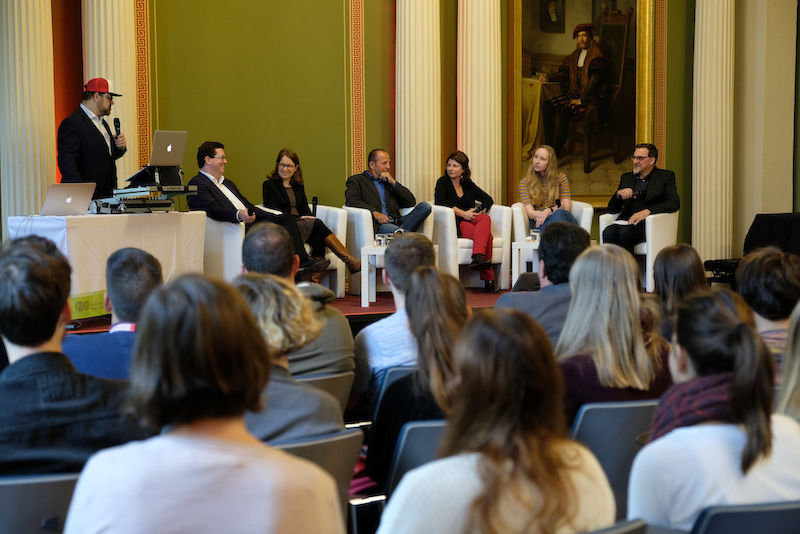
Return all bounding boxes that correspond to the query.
[64,274,342,533]
[0,236,146,474]
[345,148,431,234]
[263,148,361,273]
[652,243,707,339]
[518,145,578,231]
[63,247,162,379]
[242,222,355,377]
[353,233,436,401]
[495,221,590,344]
[602,143,680,254]
[377,309,615,534]
[628,288,800,531]
[233,273,344,443]
[366,268,468,489]
[736,246,800,375]
[776,301,800,420]
[434,151,497,292]
[187,141,328,273]
[555,244,672,422]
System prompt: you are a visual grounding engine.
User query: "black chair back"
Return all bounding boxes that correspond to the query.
[690,500,800,534]
[372,366,417,421]
[385,419,446,497]
[0,473,80,533]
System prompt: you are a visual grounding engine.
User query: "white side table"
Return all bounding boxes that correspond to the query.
[360,245,387,307]
[512,238,540,287]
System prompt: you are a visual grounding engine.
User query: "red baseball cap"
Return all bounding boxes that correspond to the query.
[84,78,122,97]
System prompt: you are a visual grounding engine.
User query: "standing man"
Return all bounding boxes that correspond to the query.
[187,141,328,272]
[602,143,680,254]
[542,23,609,156]
[57,78,127,198]
[345,149,431,234]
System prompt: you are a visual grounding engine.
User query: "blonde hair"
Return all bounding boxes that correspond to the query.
[521,145,560,209]
[232,273,321,359]
[555,245,655,389]
[777,300,800,419]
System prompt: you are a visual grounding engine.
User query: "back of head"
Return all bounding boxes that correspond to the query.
[106,248,163,323]
[384,233,435,293]
[539,222,591,285]
[443,309,575,533]
[777,301,800,418]
[241,223,294,277]
[128,274,271,429]
[736,247,800,321]
[653,243,707,315]
[676,288,774,472]
[405,267,468,410]
[232,272,321,360]
[0,237,71,347]
[555,244,652,389]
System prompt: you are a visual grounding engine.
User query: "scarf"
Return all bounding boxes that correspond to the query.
[649,372,734,442]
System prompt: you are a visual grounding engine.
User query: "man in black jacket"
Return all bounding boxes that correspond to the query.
[57,78,127,198]
[602,143,680,254]
[187,141,328,272]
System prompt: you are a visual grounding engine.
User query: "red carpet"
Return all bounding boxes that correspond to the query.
[329,288,507,317]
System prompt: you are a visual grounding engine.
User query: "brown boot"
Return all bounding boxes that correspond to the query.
[324,234,361,273]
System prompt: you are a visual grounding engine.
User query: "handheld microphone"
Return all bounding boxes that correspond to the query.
[312,196,318,216]
[113,118,121,137]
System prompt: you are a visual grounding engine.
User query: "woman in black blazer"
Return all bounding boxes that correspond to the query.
[262,148,360,273]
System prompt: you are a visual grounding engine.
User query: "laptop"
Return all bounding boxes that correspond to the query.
[40,183,96,216]
[148,130,187,167]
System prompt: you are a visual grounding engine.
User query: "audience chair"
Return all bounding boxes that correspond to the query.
[432,204,513,290]
[0,473,80,533]
[584,519,647,534]
[599,211,680,292]
[297,371,354,413]
[570,400,659,521]
[510,201,594,274]
[275,428,363,517]
[385,419,447,498]
[344,206,434,296]
[203,218,245,281]
[371,366,418,421]
[689,500,800,534]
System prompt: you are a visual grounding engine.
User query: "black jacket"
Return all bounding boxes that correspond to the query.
[187,172,258,223]
[607,167,680,221]
[345,172,417,232]
[262,179,312,217]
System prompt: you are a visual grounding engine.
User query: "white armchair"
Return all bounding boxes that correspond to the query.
[203,218,245,282]
[311,204,347,298]
[343,205,434,295]
[432,204,512,290]
[599,211,680,292]
[510,200,594,274]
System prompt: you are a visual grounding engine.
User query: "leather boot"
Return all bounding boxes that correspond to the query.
[324,234,361,273]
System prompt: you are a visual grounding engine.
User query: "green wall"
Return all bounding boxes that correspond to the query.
[150,0,349,206]
[664,0,695,243]
[363,0,396,170]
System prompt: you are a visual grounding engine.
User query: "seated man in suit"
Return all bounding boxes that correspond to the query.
[0,236,147,474]
[495,222,590,345]
[345,148,431,234]
[602,143,680,254]
[188,141,328,272]
[63,247,163,379]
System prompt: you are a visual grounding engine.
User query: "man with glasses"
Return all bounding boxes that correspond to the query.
[601,143,679,254]
[57,78,128,198]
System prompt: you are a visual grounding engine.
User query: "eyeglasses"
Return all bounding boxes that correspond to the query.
[210,155,227,161]
[278,163,296,170]
[630,155,652,162]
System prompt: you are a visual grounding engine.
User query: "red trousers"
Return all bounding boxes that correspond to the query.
[459,213,494,281]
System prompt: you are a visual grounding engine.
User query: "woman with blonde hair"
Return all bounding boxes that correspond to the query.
[776,300,800,417]
[519,144,578,230]
[377,309,615,534]
[556,244,672,422]
[366,267,468,489]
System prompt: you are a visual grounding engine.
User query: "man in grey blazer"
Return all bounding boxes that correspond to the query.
[495,222,590,345]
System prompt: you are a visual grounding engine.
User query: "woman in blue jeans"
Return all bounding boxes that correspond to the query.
[519,145,578,231]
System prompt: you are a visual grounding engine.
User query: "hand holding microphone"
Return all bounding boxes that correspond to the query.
[113,118,127,149]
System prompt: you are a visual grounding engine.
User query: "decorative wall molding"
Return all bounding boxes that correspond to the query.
[654,0,667,161]
[134,0,151,169]
[349,0,365,174]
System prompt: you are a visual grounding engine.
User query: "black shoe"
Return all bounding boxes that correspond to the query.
[483,280,498,293]
[469,253,485,270]
[299,257,330,272]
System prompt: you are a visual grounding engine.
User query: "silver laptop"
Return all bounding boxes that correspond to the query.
[40,183,96,216]
[148,130,187,167]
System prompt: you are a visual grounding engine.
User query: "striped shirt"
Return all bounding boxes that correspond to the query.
[518,172,571,209]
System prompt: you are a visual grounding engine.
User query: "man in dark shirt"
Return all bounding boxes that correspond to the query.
[0,236,147,474]
[602,143,680,254]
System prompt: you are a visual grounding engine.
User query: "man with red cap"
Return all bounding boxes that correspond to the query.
[57,78,127,198]
[542,23,609,156]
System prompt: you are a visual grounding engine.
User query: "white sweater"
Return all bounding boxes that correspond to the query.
[628,414,800,531]
[378,443,615,534]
